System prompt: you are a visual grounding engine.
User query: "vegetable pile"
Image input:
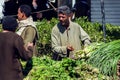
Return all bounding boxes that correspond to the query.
[23,56,107,80]
[88,40,120,79]
[0,17,119,79]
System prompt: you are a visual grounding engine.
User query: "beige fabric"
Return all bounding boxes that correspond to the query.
[16,16,39,56]
[16,16,39,39]
[51,21,91,59]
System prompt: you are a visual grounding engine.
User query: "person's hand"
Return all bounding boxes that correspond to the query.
[67,45,74,51]
[36,12,43,19]
[25,42,33,51]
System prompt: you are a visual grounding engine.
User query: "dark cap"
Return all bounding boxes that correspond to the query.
[58,5,71,15]
[2,16,18,32]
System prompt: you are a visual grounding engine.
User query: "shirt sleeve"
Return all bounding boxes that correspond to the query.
[14,36,33,61]
[79,25,91,47]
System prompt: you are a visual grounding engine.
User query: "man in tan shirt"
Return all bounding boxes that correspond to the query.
[17,4,39,56]
[51,5,91,60]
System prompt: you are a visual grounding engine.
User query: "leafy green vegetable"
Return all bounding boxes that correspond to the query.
[87,40,120,79]
[23,56,108,80]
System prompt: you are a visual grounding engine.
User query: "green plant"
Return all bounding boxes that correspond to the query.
[23,56,107,80]
[87,40,120,79]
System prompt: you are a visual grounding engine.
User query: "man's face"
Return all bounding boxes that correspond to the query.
[58,13,69,26]
[17,8,24,21]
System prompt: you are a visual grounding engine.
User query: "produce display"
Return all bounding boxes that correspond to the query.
[0,17,120,80]
[88,40,120,79]
[23,41,120,80]
[23,56,108,80]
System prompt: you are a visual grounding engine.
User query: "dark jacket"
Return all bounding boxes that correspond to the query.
[0,31,33,80]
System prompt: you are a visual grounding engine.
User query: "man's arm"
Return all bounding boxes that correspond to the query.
[79,25,91,47]
[15,36,33,61]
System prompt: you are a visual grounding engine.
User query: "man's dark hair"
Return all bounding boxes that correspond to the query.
[2,16,18,32]
[19,5,32,17]
[58,5,71,15]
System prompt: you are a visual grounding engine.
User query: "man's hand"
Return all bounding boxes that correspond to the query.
[25,42,33,51]
[67,45,74,51]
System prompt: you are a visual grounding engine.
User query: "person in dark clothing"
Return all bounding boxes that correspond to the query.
[4,0,34,19]
[0,16,33,80]
[73,0,90,18]
[4,0,18,16]
[32,0,57,21]
[18,0,33,7]
[18,0,35,13]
